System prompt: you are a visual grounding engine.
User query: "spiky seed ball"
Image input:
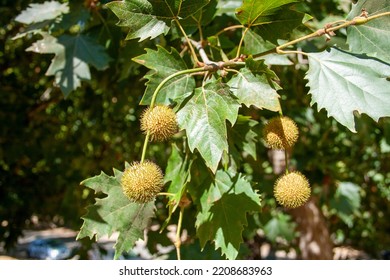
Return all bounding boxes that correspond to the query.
[263,116,299,150]
[140,105,178,142]
[274,171,311,208]
[121,161,164,203]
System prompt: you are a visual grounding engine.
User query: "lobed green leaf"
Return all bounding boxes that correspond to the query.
[305,48,390,132]
[228,66,281,111]
[106,0,210,41]
[252,8,305,43]
[235,0,299,27]
[194,170,261,259]
[177,79,240,172]
[235,0,304,43]
[133,46,195,105]
[77,169,155,259]
[106,0,169,41]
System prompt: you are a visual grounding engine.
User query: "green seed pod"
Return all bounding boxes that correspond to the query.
[274,171,311,208]
[121,161,164,203]
[140,105,178,142]
[263,116,299,150]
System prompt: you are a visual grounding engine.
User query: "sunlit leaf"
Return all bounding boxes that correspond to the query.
[305,48,390,132]
[15,0,69,24]
[106,0,169,41]
[235,0,299,26]
[26,33,111,96]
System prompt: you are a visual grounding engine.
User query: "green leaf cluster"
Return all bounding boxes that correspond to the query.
[9,0,390,260]
[77,0,390,259]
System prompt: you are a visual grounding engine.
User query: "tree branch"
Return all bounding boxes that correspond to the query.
[248,11,390,58]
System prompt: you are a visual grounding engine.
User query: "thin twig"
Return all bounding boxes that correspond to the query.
[284,149,289,175]
[236,27,250,58]
[275,11,390,54]
[249,11,390,58]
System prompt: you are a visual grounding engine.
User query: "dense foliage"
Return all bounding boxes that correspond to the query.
[1,0,389,259]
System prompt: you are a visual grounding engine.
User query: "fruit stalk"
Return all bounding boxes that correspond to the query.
[140,67,205,163]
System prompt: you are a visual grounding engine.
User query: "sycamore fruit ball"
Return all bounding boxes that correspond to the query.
[274,171,310,208]
[140,105,178,142]
[263,116,299,150]
[121,161,164,203]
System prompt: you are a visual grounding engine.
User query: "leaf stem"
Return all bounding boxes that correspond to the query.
[284,149,289,175]
[140,130,150,163]
[277,50,308,57]
[215,24,244,37]
[157,192,175,197]
[175,206,185,260]
[191,14,204,42]
[236,27,250,58]
[174,19,199,64]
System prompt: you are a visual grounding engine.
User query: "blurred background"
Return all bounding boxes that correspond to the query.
[1,0,389,260]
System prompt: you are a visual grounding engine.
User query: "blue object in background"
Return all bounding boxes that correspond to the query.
[27,238,72,260]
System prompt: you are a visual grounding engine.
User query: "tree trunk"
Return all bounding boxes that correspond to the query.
[288,199,333,259]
